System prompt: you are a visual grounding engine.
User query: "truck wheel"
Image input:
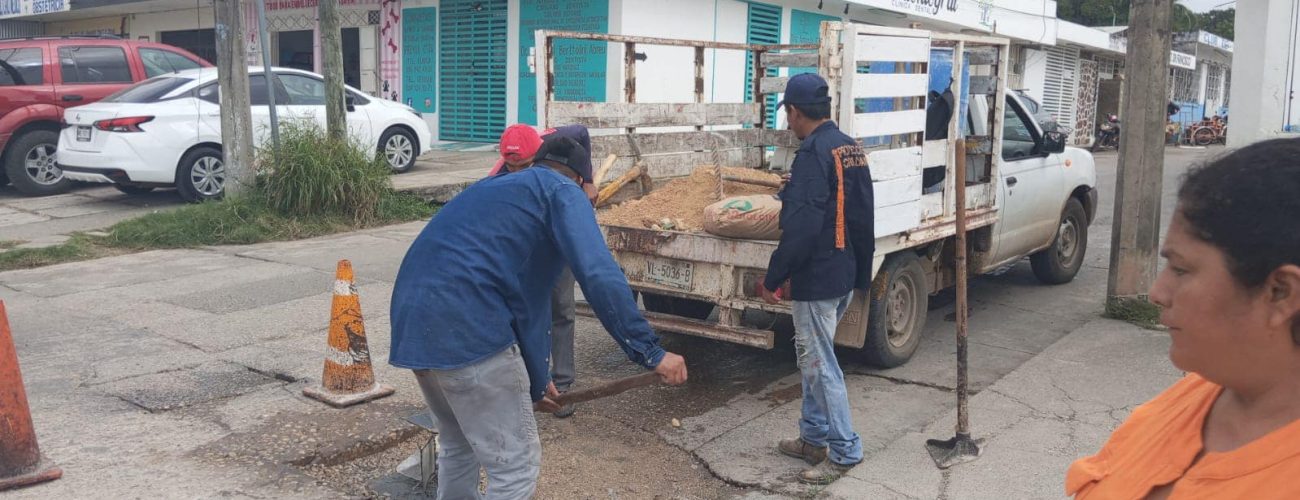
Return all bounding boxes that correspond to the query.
[4,129,72,196]
[642,293,714,321]
[1031,198,1088,285]
[859,252,928,368]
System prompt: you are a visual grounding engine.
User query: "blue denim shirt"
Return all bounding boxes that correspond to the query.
[389,166,666,402]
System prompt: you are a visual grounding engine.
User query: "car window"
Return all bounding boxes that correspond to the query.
[0,47,44,86]
[140,48,202,77]
[248,74,289,106]
[59,46,132,84]
[277,73,326,105]
[103,76,193,103]
[1002,98,1040,161]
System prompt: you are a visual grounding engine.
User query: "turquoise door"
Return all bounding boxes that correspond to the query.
[439,0,508,142]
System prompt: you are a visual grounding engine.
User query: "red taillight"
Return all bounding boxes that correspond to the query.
[93,116,154,132]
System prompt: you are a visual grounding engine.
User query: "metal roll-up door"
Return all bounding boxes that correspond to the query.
[438,0,507,142]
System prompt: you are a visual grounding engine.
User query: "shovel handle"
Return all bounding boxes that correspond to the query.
[552,371,661,406]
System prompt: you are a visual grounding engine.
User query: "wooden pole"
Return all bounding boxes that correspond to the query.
[213,0,255,197]
[954,137,970,435]
[319,0,346,141]
[1107,0,1172,312]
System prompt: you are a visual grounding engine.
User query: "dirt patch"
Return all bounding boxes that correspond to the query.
[598,167,781,232]
[300,412,744,499]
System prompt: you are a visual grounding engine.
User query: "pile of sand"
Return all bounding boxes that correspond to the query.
[597,166,782,231]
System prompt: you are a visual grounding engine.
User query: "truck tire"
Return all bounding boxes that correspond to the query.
[642,293,714,321]
[1031,198,1088,285]
[4,129,72,196]
[858,252,928,368]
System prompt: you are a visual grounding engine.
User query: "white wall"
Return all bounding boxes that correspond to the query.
[1227,0,1297,146]
[130,7,215,40]
[1020,47,1047,101]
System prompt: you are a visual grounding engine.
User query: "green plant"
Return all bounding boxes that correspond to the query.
[1104,296,1163,330]
[257,121,392,223]
[0,235,115,272]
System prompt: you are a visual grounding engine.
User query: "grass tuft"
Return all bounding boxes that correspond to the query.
[1104,296,1164,330]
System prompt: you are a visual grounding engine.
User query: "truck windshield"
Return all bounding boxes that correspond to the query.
[103,76,193,103]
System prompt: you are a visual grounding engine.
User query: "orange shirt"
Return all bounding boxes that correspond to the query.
[1067,374,1300,499]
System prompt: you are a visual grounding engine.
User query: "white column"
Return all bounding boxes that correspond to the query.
[1195,61,1207,105]
[1228,0,1296,146]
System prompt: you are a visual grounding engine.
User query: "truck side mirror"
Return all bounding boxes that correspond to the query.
[1040,131,1068,154]
[345,94,356,112]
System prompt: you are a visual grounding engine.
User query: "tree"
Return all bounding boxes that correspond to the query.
[1056,0,1234,40]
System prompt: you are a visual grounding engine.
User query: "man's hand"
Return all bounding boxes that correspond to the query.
[759,283,781,305]
[653,352,688,385]
[583,182,599,206]
[533,381,562,413]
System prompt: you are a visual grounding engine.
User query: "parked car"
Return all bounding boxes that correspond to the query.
[57,67,432,202]
[0,35,211,196]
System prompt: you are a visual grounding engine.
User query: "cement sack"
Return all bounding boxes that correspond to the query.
[703,195,783,240]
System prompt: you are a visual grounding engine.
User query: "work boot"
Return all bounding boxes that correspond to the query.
[777,437,827,465]
[798,460,856,485]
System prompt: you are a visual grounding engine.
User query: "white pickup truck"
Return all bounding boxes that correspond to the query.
[533,23,1097,367]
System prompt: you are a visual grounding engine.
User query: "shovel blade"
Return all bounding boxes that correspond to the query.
[924,434,984,469]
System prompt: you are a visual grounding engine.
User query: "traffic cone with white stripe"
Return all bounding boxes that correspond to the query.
[0,301,62,491]
[303,260,395,407]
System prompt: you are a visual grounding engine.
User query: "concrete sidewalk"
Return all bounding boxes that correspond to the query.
[393,150,496,203]
[821,318,1179,499]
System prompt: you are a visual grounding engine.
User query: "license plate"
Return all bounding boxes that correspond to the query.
[76,126,91,142]
[645,257,693,290]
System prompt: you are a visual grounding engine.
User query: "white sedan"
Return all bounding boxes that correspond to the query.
[57,67,432,202]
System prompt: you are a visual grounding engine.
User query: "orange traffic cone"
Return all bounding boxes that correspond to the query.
[0,301,62,491]
[303,260,395,408]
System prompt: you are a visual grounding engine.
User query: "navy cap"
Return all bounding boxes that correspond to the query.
[778,73,832,107]
[535,135,592,183]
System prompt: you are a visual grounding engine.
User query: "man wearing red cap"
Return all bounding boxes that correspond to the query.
[490,123,596,418]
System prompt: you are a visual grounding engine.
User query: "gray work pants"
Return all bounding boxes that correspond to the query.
[550,266,576,392]
[412,346,541,500]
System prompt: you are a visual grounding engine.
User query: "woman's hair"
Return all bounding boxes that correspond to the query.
[1177,137,1300,289]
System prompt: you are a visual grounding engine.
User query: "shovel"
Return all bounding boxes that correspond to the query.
[925,137,984,469]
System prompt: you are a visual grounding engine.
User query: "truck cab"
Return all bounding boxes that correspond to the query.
[970,92,1098,281]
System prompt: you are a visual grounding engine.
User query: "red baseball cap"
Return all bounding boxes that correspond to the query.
[499,124,542,161]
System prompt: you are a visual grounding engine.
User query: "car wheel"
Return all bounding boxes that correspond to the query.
[114,184,156,195]
[379,128,417,173]
[3,129,71,196]
[858,252,927,368]
[1031,198,1088,285]
[175,147,225,203]
[642,293,714,321]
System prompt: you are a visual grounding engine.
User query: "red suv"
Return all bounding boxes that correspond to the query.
[0,36,211,196]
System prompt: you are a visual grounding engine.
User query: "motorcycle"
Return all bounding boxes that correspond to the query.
[1092,115,1120,152]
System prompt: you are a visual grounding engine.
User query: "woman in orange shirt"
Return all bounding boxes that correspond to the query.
[1067,137,1300,499]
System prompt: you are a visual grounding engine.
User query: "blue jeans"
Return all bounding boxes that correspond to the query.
[794,293,863,466]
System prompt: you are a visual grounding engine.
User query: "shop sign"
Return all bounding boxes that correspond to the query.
[1170,51,1196,70]
[0,0,70,20]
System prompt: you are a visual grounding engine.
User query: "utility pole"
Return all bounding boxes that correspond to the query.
[319,0,346,141]
[1107,0,1172,315]
[213,0,256,197]
[255,0,280,152]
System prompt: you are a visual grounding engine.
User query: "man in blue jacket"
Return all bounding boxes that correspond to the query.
[492,123,595,418]
[761,73,874,484]
[390,136,688,499]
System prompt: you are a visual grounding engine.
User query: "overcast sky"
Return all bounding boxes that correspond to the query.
[1177,0,1235,13]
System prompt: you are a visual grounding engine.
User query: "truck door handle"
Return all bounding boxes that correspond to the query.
[62,94,83,102]
[1006,176,1018,186]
